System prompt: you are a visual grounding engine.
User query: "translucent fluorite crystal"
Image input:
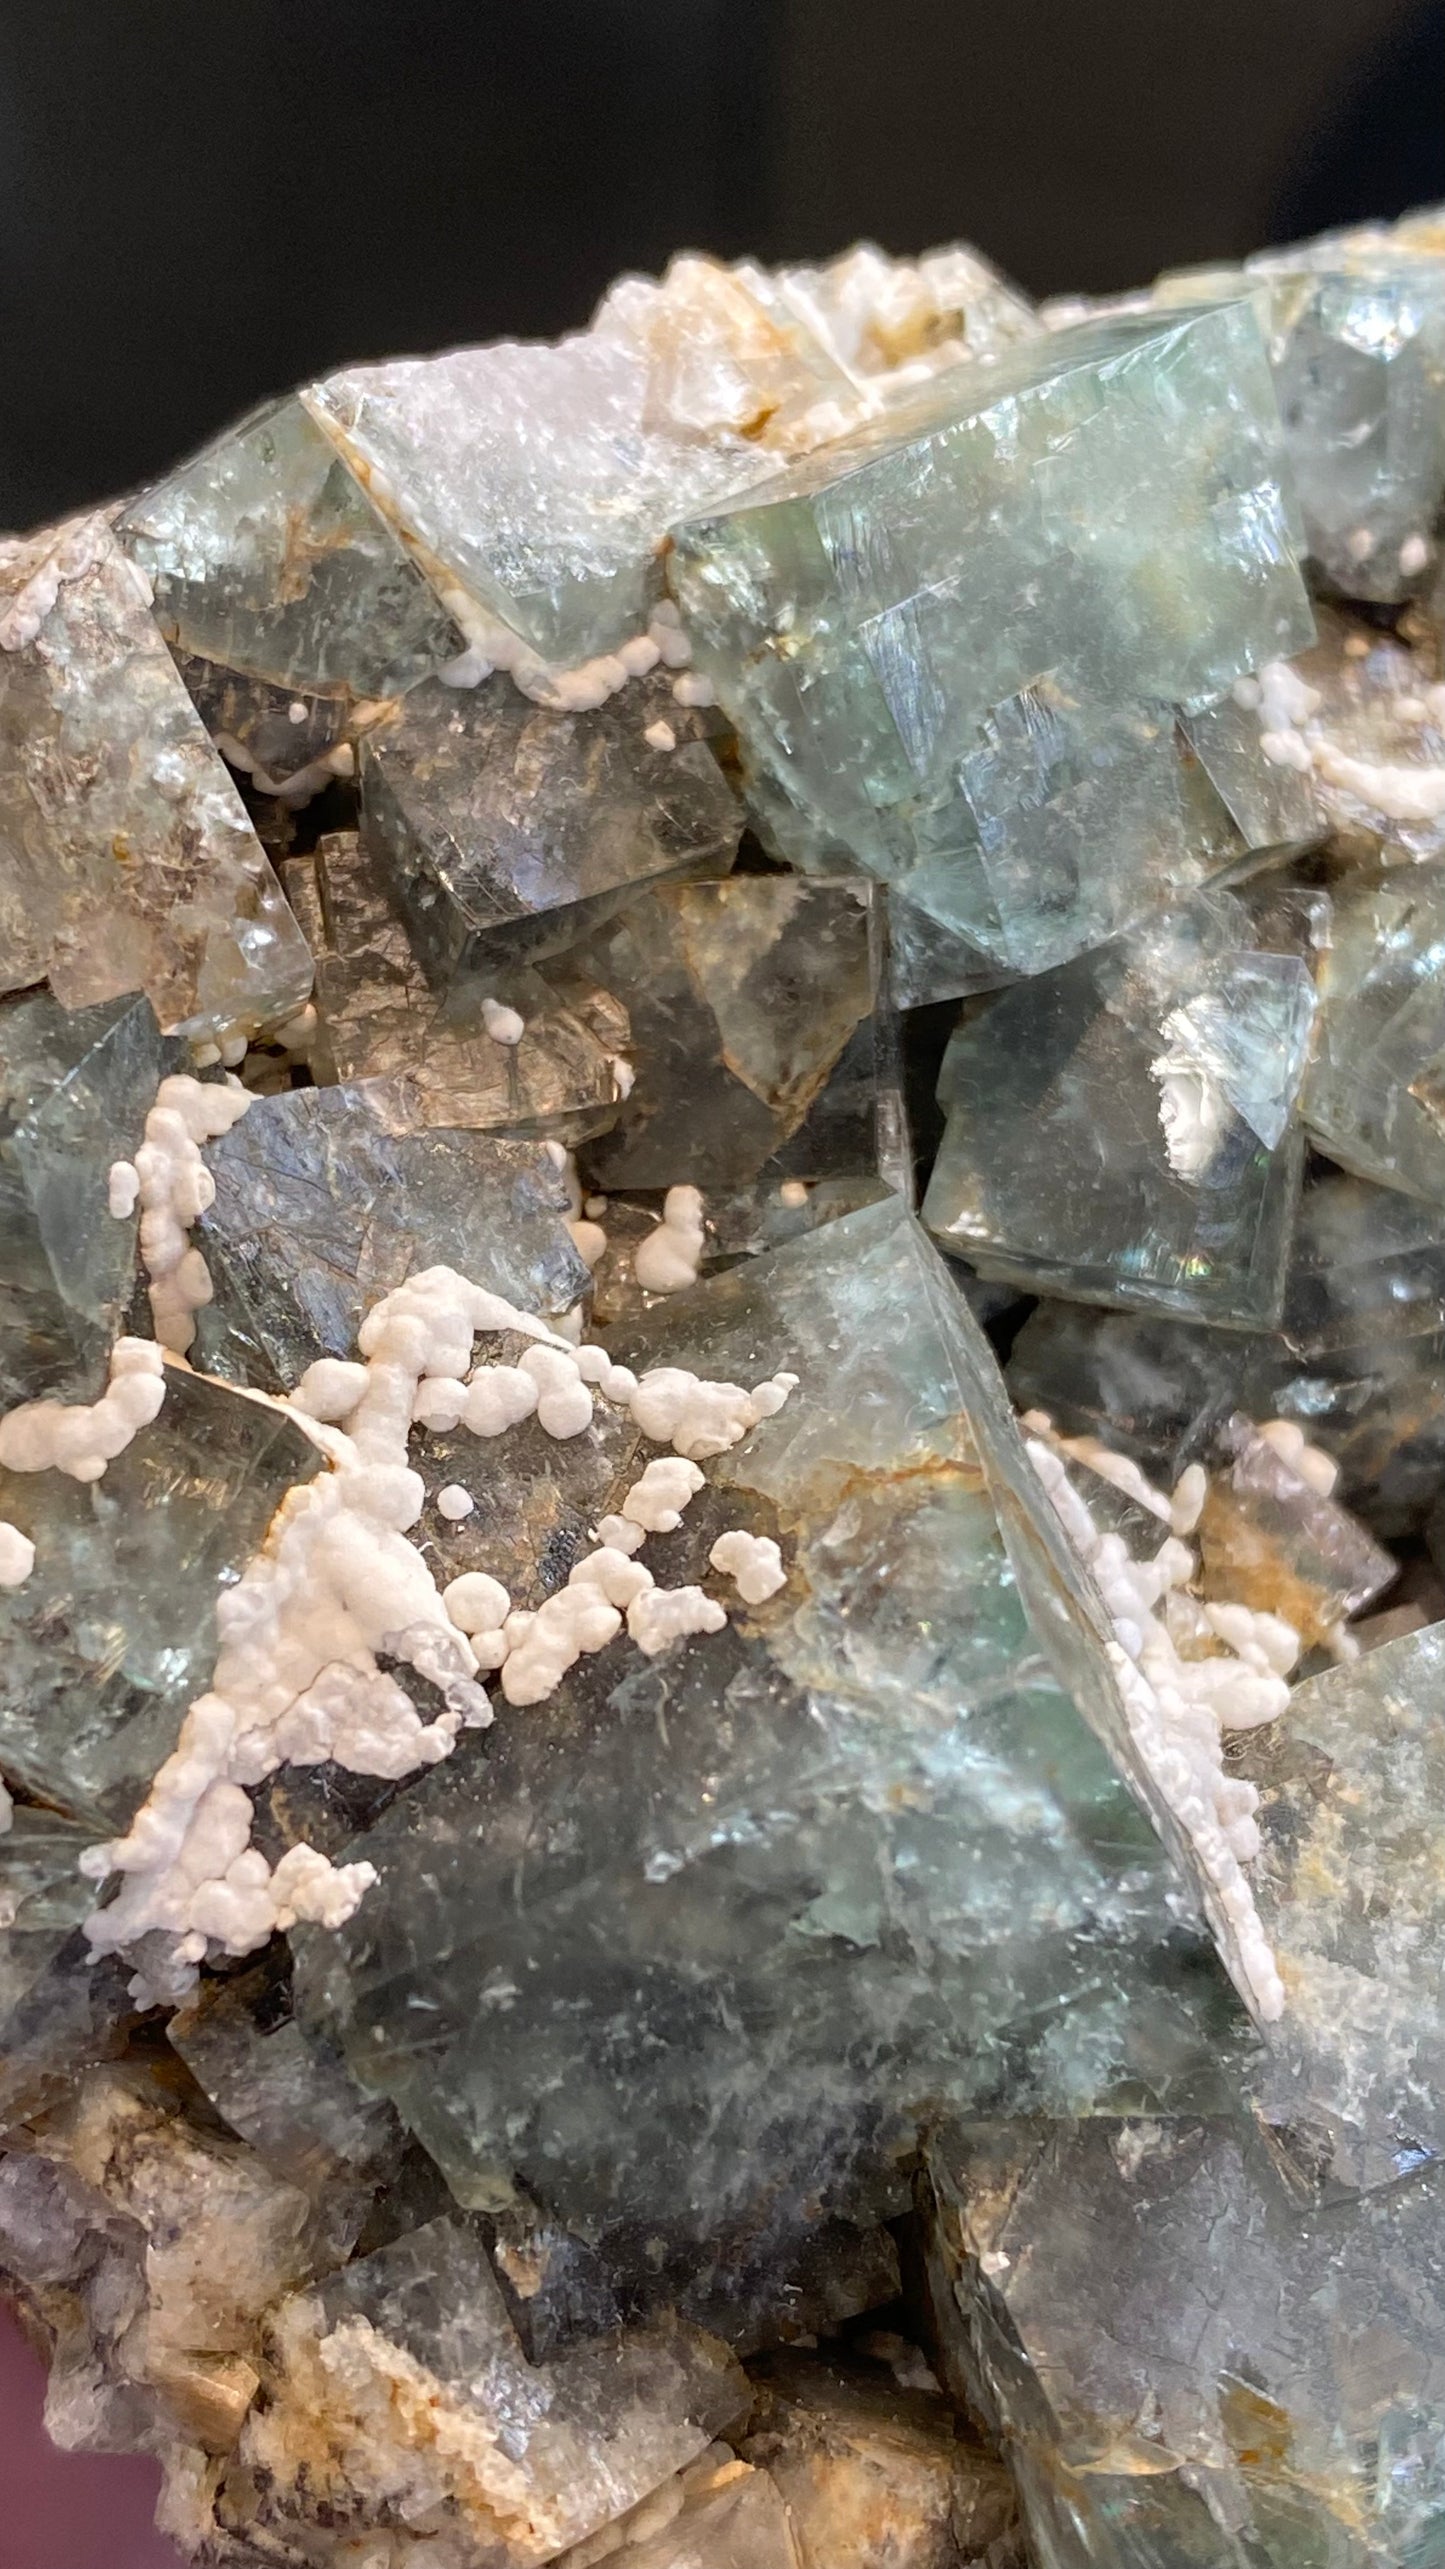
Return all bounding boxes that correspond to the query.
[923,877,1328,1323]
[1304,857,1445,1203]
[16,205,1445,2569]
[0,1808,94,2026]
[195,1091,589,1388]
[572,873,900,1192]
[0,986,162,1407]
[672,300,1314,972]
[1240,1622,1445,2194]
[116,394,463,703]
[0,1369,320,1827]
[1250,240,1445,604]
[297,1200,1250,2290]
[0,515,311,1040]
[283,830,629,1141]
[359,672,741,978]
[304,333,774,670]
[925,2116,1445,2569]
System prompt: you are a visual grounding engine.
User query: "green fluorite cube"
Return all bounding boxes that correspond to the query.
[671,301,1314,972]
[923,878,1327,1324]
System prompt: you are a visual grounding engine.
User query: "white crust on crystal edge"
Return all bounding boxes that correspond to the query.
[1023,1430,1291,2025]
[0,1338,166,1483]
[133,1072,254,1355]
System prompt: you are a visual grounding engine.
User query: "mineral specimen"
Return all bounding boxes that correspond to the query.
[11,200,1445,2569]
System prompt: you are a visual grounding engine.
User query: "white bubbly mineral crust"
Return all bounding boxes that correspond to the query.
[0,1337,167,1483]
[1023,1418,1292,2023]
[632,1184,707,1294]
[70,1249,797,1996]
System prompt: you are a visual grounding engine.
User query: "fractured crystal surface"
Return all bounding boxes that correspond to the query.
[926,2116,1445,2569]
[195,1088,589,1388]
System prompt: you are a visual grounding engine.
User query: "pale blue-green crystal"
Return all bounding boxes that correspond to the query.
[116,395,463,702]
[1248,241,1445,603]
[297,1201,1250,2292]
[304,334,777,667]
[0,1370,320,1828]
[1303,858,1445,1204]
[1240,1621,1445,2195]
[670,301,1315,971]
[923,879,1326,1324]
[0,987,161,1407]
[926,2117,1445,2569]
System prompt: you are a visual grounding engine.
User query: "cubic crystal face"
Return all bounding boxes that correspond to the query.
[923,877,1327,1323]
[0,516,312,1040]
[359,672,742,978]
[0,987,162,1408]
[285,829,630,1140]
[671,299,1315,971]
[14,202,1445,2569]
[1304,857,1445,1204]
[1253,245,1445,604]
[298,1201,1249,2285]
[926,2117,1445,2569]
[304,334,776,670]
[195,1090,590,1388]
[572,873,899,1192]
[116,394,463,705]
[0,1369,320,1828]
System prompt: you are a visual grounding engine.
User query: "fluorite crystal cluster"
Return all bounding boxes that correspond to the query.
[6,213,1445,2569]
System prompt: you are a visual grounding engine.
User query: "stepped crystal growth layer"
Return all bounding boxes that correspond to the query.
[5,208,1445,2569]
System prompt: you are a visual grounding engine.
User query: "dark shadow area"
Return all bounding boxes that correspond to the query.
[0,2,1439,540]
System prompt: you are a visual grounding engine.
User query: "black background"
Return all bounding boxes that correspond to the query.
[0,0,1440,528]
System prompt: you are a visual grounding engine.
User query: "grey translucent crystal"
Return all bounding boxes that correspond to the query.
[284,830,629,1142]
[359,669,741,980]
[924,876,1328,1324]
[194,1086,590,1390]
[0,1368,320,1828]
